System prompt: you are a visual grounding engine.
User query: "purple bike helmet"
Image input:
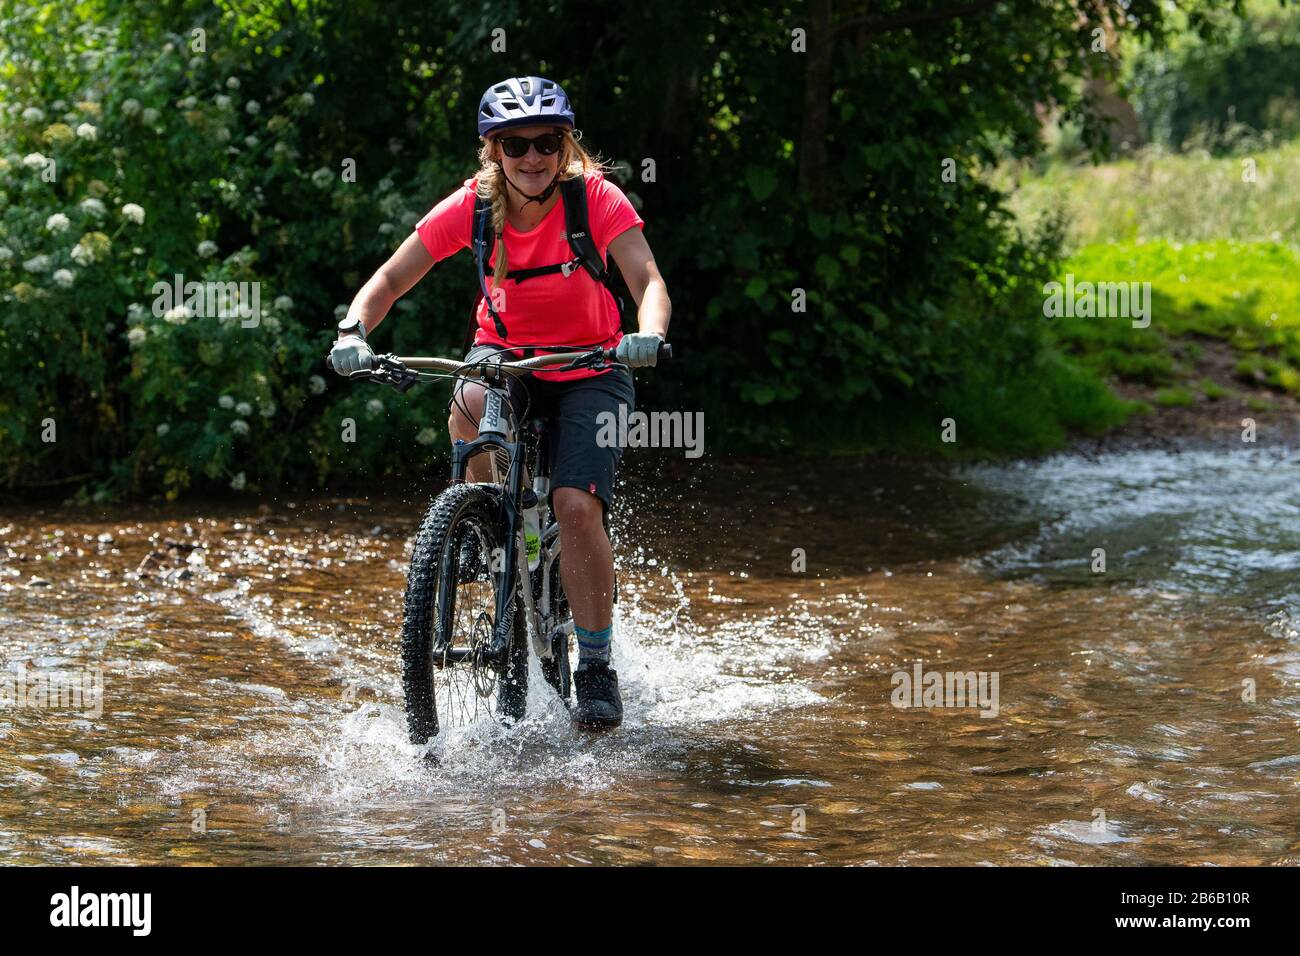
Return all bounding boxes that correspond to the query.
[477,76,575,137]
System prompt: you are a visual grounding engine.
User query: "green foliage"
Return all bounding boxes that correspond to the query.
[1154,385,1195,406]
[0,0,1238,497]
[0,1,470,496]
[1000,138,1300,250]
[1127,2,1300,152]
[1055,239,1300,397]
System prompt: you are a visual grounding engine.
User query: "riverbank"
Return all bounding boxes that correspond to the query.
[996,139,1300,456]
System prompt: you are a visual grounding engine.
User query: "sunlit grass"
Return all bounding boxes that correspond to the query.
[1054,239,1300,396]
[997,140,1300,250]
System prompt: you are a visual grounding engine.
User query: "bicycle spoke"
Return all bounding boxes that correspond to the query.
[426,522,504,733]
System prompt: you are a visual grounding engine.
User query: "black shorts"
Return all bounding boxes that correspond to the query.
[454,344,636,512]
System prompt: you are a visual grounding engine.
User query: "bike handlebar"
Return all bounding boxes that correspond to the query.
[396,342,671,373]
[326,341,671,389]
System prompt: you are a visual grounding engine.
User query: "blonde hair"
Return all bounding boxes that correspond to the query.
[474,128,615,285]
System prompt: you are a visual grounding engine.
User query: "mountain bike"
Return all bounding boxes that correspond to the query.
[330,342,670,743]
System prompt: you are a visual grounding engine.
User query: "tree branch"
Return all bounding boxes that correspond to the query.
[798,0,835,206]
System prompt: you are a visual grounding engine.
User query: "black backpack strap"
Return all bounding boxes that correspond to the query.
[471,193,509,340]
[486,258,585,283]
[560,173,631,323]
[560,175,607,283]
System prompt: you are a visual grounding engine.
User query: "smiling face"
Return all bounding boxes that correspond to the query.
[491,124,563,192]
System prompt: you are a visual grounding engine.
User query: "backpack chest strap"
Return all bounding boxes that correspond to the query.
[481,256,593,284]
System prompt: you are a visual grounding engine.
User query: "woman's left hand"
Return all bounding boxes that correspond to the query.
[615,332,664,367]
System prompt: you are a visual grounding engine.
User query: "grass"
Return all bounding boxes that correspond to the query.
[996,140,1300,251]
[833,138,1300,457]
[825,350,1141,459]
[1051,239,1300,399]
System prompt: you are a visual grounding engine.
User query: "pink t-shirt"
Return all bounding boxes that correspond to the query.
[415,170,644,380]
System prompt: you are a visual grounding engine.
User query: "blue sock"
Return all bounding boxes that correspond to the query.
[575,623,612,668]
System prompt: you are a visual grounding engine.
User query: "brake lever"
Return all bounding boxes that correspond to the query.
[388,370,418,393]
[350,356,419,392]
[552,349,623,374]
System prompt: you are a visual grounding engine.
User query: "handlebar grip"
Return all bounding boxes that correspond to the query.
[601,341,674,364]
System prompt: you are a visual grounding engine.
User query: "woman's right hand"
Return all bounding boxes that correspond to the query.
[329,332,375,376]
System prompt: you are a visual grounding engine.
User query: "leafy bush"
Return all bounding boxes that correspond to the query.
[0,4,463,498]
[1127,3,1300,152]
[0,0,1232,498]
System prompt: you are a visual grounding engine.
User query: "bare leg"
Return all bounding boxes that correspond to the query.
[447,382,492,483]
[551,487,614,632]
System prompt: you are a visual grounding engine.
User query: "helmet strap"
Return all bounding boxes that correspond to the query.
[502,168,560,208]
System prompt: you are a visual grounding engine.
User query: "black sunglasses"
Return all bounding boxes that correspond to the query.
[497,132,563,158]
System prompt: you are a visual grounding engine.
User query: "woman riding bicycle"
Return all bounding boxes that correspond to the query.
[328,75,672,729]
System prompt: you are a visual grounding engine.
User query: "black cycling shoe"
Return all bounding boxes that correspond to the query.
[573,661,623,730]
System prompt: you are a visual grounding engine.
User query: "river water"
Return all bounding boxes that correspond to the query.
[2,447,1299,865]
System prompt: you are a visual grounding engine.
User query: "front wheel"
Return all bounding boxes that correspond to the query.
[401,483,529,744]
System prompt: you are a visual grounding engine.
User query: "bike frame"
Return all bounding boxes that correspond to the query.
[443,367,553,668]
